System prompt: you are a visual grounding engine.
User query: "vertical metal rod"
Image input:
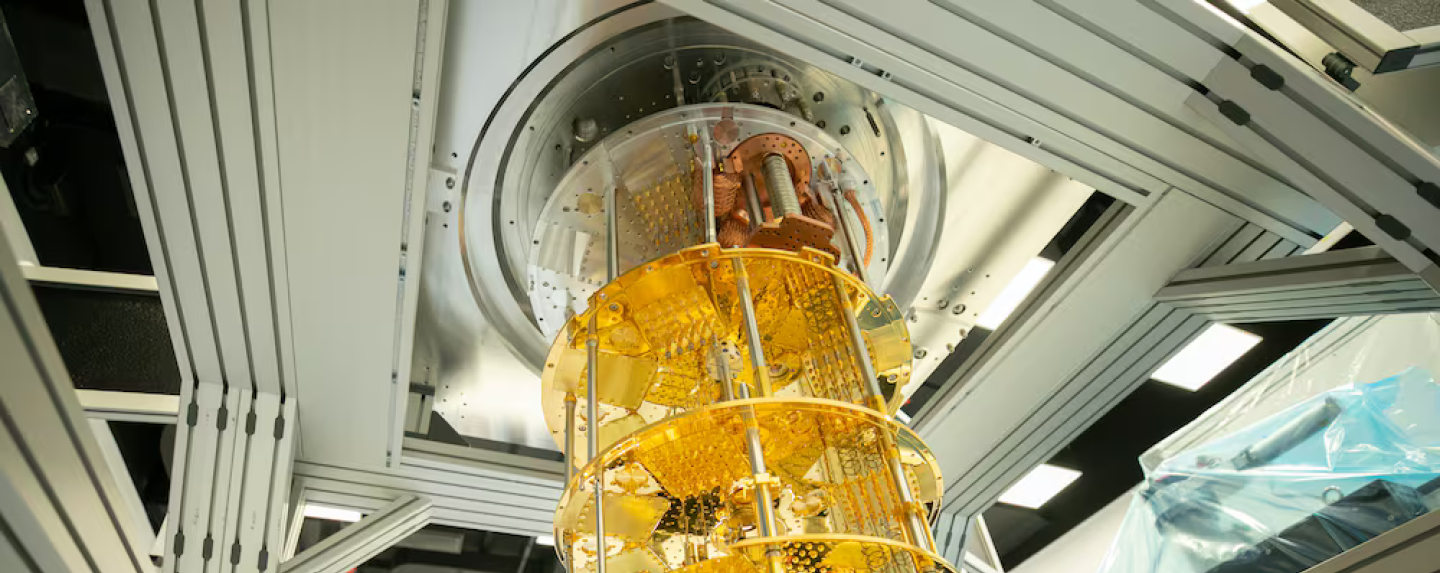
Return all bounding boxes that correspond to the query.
[712,343,735,402]
[604,184,619,281]
[822,163,871,286]
[586,315,606,572]
[563,394,576,482]
[561,393,575,572]
[731,258,772,396]
[743,173,764,230]
[832,274,932,552]
[702,137,717,244]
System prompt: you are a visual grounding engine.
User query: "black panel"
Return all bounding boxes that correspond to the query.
[0,0,152,275]
[32,285,181,394]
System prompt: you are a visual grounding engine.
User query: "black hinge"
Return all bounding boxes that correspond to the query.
[231,541,242,565]
[186,402,199,427]
[174,531,185,556]
[258,546,269,571]
[216,405,228,431]
[1218,100,1250,126]
[202,534,214,559]
[245,411,257,435]
[1249,65,1284,90]
[1375,214,1411,240]
[1419,182,1440,209]
[274,415,285,440]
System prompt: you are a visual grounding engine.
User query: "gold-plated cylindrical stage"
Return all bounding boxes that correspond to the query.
[541,245,950,573]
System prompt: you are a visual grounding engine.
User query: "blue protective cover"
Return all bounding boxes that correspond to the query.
[1098,368,1440,573]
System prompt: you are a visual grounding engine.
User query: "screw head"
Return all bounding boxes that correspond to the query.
[936,299,948,309]
[442,201,452,213]
[913,348,927,359]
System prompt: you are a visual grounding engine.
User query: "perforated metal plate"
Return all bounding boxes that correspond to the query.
[527,103,887,338]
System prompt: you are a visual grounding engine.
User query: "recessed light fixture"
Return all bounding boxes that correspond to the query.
[536,534,556,546]
[302,504,363,523]
[998,464,1082,509]
[1151,323,1262,391]
[976,257,1055,330]
[1225,0,1269,14]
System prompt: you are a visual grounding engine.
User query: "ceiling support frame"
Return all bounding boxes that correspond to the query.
[0,223,151,573]
[1157,246,1440,322]
[279,495,431,573]
[83,0,304,570]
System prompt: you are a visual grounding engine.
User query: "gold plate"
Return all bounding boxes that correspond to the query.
[542,245,913,462]
[556,398,942,572]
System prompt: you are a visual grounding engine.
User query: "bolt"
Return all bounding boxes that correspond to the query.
[936,299,948,309]
[442,201,452,213]
[951,304,966,315]
[913,348,927,359]
[839,125,851,135]
[445,176,455,189]
[813,92,825,102]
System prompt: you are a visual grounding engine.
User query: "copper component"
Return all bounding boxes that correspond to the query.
[748,215,840,259]
[690,160,741,215]
[727,133,811,221]
[801,194,835,228]
[718,216,751,248]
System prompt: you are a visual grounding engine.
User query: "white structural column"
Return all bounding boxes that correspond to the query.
[0,219,150,571]
[279,496,432,573]
[84,1,304,571]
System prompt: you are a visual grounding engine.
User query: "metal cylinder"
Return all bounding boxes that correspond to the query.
[762,154,800,218]
[702,138,717,243]
[831,274,933,552]
[822,163,871,286]
[732,258,772,396]
[586,318,607,572]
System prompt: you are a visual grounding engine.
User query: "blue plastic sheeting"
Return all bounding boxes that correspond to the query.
[1100,369,1440,573]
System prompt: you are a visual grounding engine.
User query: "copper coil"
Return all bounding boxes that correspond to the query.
[718,217,751,248]
[801,196,836,228]
[690,163,741,215]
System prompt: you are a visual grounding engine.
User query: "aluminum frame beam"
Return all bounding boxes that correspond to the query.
[279,495,431,573]
[85,1,311,570]
[76,390,181,425]
[292,438,564,539]
[0,216,150,573]
[1157,246,1440,322]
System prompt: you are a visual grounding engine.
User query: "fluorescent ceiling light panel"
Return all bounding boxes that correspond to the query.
[536,535,556,546]
[302,504,363,523]
[998,464,1082,509]
[1225,0,1268,13]
[975,257,1054,330]
[1151,324,1262,391]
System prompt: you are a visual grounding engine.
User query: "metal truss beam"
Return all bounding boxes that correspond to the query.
[76,390,180,425]
[666,0,1440,527]
[0,222,150,572]
[279,495,431,573]
[292,439,564,539]
[1157,246,1440,322]
[85,0,308,570]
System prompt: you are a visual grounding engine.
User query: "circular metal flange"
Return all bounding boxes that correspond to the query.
[458,6,939,370]
[527,103,888,338]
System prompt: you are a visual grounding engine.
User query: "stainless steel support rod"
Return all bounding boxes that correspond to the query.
[823,163,871,286]
[831,274,932,552]
[731,258,772,396]
[564,394,576,482]
[586,316,606,572]
[605,185,619,281]
[702,137,716,243]
[743,173,764,231]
